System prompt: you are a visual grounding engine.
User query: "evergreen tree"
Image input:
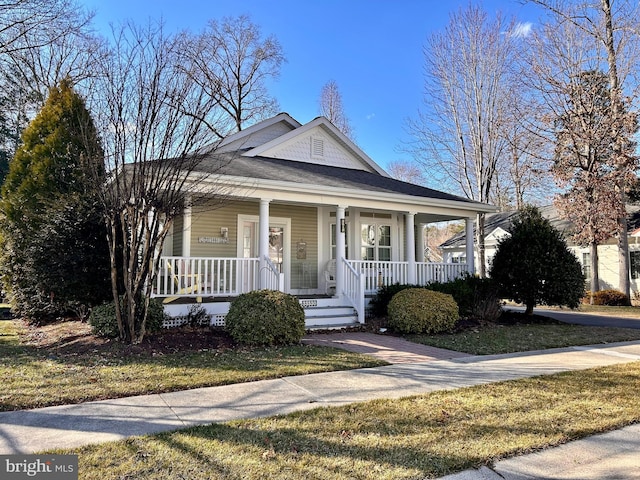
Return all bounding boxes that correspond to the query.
[0,79,110,320]
[489,205,585,315]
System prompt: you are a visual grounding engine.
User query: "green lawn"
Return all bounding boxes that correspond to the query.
[0,320,386,411]
[5,308,640,478]
[576,303,640,317]
[405,306,640,355]
[408,322,640,355]
[59,361,640,480]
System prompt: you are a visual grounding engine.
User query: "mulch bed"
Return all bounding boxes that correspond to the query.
[14,318,235,358]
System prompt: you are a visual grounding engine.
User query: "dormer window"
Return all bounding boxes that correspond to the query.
[311,136,324,159]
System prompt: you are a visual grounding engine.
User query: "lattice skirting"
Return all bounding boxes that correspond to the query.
[162,314,226,328]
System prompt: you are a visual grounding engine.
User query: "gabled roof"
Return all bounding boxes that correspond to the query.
[177,113,497,217]
[197,152,476,204]
[245,116,388,176]
[215,112,302,153]
[440,205,575,248]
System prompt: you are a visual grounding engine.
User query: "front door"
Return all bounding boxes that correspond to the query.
[238,215,290,291]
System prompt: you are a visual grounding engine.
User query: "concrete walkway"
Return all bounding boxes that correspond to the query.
[302,331,468,363]
[1,338,640,479]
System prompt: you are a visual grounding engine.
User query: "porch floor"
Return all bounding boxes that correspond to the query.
[162,294,334,305]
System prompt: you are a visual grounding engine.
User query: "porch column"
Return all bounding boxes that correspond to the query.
[416,223,426,263]
[182,198,192,257]
[335,205,347,297]
[465,217,475,275]
[259,198,271,288]
[406,212,416,284]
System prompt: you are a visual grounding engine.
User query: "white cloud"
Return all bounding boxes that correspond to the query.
[512,22,533,38]
[366,113,376,120]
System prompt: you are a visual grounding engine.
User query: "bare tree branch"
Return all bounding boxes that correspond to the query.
[88,21,238,343]
[319,79,355,140]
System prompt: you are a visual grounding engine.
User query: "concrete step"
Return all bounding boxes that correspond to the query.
[303,304,359,328]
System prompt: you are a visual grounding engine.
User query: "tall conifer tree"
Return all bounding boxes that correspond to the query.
[0,79,110,320]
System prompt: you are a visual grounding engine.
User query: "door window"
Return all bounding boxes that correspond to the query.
[361,224,391,261]
[269,227,284,272]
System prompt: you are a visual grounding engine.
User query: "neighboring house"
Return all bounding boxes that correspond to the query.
[441,205,640,299]
[152,113,495,327]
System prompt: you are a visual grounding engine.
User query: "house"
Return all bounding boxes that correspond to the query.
[440,204,640,299]
[152,113,496,328]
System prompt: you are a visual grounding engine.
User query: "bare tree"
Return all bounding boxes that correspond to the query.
[3,20,103,101]
[387,160,425,184]
[529,0,640,300]
[499,85,555,210]
[186,15,284,138]
[408,5,524,277]
[0,0,88,54]
[552,70,635,297]
[88,22,234,343]
[0,0,98,184]
[319,79,354,140]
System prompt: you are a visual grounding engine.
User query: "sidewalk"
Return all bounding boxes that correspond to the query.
[1,337,640,479]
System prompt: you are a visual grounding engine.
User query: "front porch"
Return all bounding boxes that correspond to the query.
[153,255,471,327]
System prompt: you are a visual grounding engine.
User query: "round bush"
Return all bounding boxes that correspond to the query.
[387,288,459,334]
[225,290,305,346]
[88,301,119,338]
[585,289,629,306]
[89,297,165,338]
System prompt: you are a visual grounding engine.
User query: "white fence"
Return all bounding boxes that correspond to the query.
[154,256,469,299]
[416,262,469,285]
[154,256,260,297]
[348,260,468,293]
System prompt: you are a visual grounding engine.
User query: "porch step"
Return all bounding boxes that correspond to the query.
[303,304,359,328]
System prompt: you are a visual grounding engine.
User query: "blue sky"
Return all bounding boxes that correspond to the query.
[82,0,541,170]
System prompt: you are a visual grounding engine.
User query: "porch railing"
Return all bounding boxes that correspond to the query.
[416,262,469,285]
[347,260,408,293]
[154,256,470,299]
[347,260,469,293]
[262,255,285,292]
[341,258,365,323]
[154,256,260,297]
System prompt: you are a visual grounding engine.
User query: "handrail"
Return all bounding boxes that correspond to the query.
[342,258,365,323]
[263,255,285,292]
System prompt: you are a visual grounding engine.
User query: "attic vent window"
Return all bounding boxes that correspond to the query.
[311,137,324,158]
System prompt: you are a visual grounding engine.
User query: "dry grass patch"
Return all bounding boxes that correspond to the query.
[0,319,386,411]
[64,361,640,479]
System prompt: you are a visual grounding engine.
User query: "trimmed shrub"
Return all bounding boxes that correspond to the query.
[428,274,502,323]
[490,205,584,314]
[368,283,420,318]
[88,301,119,338]
[89,297,166,338]
[585,289,629,306]
[186,304,211,327]
[225,290,305,346]
[387,288,459,334]
[370,275,501,323]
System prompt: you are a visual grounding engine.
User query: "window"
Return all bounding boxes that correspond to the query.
[451,256,466,264]
[360,224,391,261]
[631,251,640,280]
[582,252,591,279]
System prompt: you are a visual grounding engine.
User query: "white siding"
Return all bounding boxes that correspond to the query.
[258,127,376,172]
[217,122,295,153]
